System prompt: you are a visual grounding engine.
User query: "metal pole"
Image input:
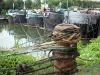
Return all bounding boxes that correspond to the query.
[13,2,14,10]
[67,0,69,24]
[24,1,26,10]
[67,0,68,8]
[23,0,26,10]
[45,0,46,4]
[67,8,70,24]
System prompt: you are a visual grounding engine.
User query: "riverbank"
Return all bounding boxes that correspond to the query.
[0,36,100,75]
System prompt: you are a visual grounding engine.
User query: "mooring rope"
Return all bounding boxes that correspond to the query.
[77,57,97,61]
[34,17,45,42]
[18,15,34,41]
[0,45,73,57]
[15,14,52,52]
[15,33,51,46]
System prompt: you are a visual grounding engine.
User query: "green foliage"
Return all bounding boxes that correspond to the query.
[0,0,5,14]
[1,9,6,17]
[0,51,36,75]
[25,0,32,9]
[75,37,100,74]
[90,36,100,43]
[77,36,100,66]
[32,0,41,9]
[48,0,59,8]
[47,0,100,8]
[13,37,21,48]
[14,0,23,9]
[1,0,100,11]
[4,0,14,9]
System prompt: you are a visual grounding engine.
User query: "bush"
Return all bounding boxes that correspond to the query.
[77,36,100,66]
[0,51,36,75]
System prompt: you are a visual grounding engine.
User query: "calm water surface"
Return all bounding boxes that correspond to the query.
[0,24,51,58]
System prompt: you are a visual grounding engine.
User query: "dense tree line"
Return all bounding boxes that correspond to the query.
[48,0,100,8]
[0,0,100,13]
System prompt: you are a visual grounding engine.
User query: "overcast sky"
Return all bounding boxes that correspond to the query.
[31,0,100,1]
[90,0,100,1]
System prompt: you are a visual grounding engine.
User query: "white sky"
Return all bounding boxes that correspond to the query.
[23,0,100,2]
[10,0,100,2]
[90,0,100,1]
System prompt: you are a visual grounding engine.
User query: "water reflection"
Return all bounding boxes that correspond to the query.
[0,29,14,48]
[0,24,50,48]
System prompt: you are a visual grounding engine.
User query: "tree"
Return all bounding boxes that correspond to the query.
[4,0,14,9]
[0,0,3,14]
[26,0,32,9]
[1,0,100,11]
[32,0,41,9]
[48,0,59,8]
[14,0,23,9]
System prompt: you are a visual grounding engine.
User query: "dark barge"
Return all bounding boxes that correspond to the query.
[8,10,100,38]
[43,12,64,30]
[43,11,100,38]
[0,17,8,23]
[8,15,26,24]
[63,11,100,38]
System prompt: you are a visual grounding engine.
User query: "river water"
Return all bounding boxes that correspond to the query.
[0,23,51,58]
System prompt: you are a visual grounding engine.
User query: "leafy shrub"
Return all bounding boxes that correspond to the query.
[77,36,100,66]
[0,51,36,75]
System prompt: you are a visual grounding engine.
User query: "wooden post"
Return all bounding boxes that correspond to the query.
[8,16,14,24]
[51,24,81,75]
[52,48,79,75]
